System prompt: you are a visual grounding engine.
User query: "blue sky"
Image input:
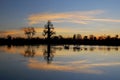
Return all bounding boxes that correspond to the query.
[0,0,120,37]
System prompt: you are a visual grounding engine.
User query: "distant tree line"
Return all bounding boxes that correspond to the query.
[0,21,120,46]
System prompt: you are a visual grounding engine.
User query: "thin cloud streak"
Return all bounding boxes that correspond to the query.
[0,30,22,36]
[28,10,120,25]
[28,10,104,25]
[89,18,120,22]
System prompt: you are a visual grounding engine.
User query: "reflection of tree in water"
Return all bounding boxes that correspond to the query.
[115,47,118,51]
[7,45,12,49]
[24,46,35,57]
[42,20,55,64]
[73,45,82,52]
[89,47,95,51]
[43,44,54,64]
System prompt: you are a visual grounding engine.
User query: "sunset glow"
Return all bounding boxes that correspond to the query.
[0,0,120,37]
[0,0,120,36]
[1,1,120,80]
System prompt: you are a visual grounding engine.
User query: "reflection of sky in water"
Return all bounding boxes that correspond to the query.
[0,45,120,80]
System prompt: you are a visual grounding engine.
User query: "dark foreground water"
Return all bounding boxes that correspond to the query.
[0,45,120,80]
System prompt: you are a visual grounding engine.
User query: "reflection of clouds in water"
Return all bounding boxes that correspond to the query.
[0,45,120,74]
[28,59,120,74]
[24,59,120,75]
[90,62,120,66]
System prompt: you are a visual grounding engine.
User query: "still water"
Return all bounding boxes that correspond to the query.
[0,45,120,80]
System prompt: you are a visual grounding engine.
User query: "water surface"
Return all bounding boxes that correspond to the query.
[0,45,120,80]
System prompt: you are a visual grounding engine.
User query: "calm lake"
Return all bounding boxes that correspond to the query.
[0,45,120,80]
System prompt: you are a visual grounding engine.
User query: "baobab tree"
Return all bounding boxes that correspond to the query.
[24,27,36,39]
[42,20,55,40]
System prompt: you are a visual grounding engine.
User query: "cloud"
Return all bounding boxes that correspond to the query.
[28,10,120,25]
[0,30,22,36]
[89,18,120,22]
[27,10,104,25]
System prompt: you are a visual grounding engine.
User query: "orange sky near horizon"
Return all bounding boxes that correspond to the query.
[0,27,119,38]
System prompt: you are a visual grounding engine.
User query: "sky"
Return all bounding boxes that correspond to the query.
[0,0,120,37]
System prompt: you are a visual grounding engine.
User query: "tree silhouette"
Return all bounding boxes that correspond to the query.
[73,34,82,40]
[106,35,111,40]
[42,20,55,41]
[89,35,96,40]
[24,27,36,39]
[83,36,88,40]
[115,35,119,39]
[7,35,12,40]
